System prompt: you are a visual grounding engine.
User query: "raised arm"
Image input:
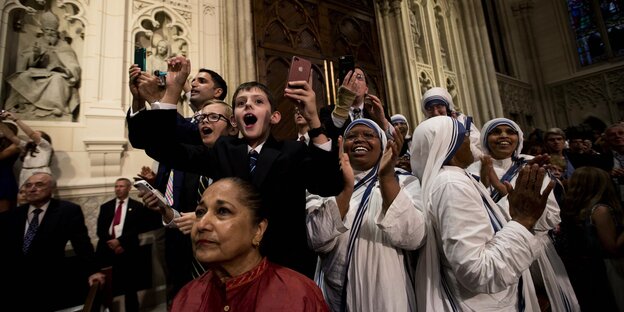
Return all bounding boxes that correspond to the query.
[284,78,330,145]
[160,56,191,104]
[378,125,402,213]
[1,112,38,144]
[0,120,21,147]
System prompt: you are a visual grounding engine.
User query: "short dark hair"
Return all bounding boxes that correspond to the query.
[198,68,228,100]
[115,178,131,186]
[231,81,276,111]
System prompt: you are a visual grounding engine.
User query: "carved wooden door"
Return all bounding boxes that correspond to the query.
[252,0,385,141]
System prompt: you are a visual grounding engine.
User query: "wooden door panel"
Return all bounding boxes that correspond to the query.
[253,0,383,140]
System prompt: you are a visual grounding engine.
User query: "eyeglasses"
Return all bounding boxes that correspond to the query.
[193,113,229,124]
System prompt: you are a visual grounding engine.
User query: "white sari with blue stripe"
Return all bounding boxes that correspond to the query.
[467,118,580,311]
[411,116,542,311]
[306,119,426,312]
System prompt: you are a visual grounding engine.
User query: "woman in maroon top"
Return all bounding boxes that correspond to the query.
[171,177,329,312]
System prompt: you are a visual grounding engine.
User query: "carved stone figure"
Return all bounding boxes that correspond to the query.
[147,39,170,73]
[4,11,81,121]
[419,71,432,95]
[409,9,424,62]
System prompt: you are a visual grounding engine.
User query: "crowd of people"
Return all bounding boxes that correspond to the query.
[1,54,624,312]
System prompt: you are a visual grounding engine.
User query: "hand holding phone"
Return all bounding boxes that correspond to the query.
[134,47,147,72]
[338,55,355,85]
[287,56,312,89]
[134,180,168,208]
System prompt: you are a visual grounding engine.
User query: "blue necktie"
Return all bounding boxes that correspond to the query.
[249,150,259,175]
[23,208,43,254]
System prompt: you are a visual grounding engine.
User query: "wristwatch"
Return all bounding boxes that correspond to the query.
[307,126,327,139]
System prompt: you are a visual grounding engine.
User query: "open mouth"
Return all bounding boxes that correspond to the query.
[201,127,213,135]
[243,113,258,126]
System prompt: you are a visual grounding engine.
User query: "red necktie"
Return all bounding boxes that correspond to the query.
[111,200,123,238]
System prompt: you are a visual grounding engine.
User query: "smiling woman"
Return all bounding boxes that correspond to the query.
[467,118,580,311]
[171,177,329,312]
[307,118,426,311]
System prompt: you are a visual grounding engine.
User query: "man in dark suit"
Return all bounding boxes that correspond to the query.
[319,67,392,142]
[130,57,344,278]
[95,178,157,312]
[0,172,105,311]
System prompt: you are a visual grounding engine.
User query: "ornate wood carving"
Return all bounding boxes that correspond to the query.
[253,0,384,140]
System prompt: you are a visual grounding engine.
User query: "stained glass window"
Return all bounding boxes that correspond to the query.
[567,0,624,66]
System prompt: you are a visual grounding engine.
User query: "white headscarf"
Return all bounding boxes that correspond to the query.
[410,116,466,194]
[421,87,455,114]
[343,118,388,161]
[410,116,540,312]
[409,116,467,311]
[480,118,524,159]
[391,114,410,140]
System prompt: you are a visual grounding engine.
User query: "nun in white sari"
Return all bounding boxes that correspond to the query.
[306,118,426,312]
[411,116,553,311]
[467,118,580,311]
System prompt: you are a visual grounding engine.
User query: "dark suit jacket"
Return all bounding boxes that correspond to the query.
[132,109,344,277]
[127,108,201,149]
[597,150,616,172]
[0,199,98,311]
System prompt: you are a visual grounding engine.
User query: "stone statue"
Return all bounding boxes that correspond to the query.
[409,9,424,62]
[4,11,81,121]
[147,39,170,73]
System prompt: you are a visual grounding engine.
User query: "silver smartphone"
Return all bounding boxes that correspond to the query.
[133,180,168,208]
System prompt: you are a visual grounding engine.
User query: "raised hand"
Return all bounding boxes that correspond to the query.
[174,212,196,235]
[284,76,318,126]
[333,71,357,120]
[363,94,388,130]
[136,166,156,185]
[379,125,403,177]
[336,136,354,219]
[135,72,164,103]
[527,154,550,167]
[161,56,191,104]
[166,56,191,90]
[505,164,555,231]
[479,155,507,196]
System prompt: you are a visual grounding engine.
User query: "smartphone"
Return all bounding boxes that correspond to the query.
[338,55,355,85]
[287,56,312,89]
[154,70,167,87]
[134,47,147,72]
[133,180,168,208]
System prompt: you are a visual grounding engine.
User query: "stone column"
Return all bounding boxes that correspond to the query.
[375,0,424,125]
[456,0,504,126]
[511,0,556,129]
[221,0,256,91]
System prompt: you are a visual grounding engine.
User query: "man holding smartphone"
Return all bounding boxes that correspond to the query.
[319,65,392,142]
